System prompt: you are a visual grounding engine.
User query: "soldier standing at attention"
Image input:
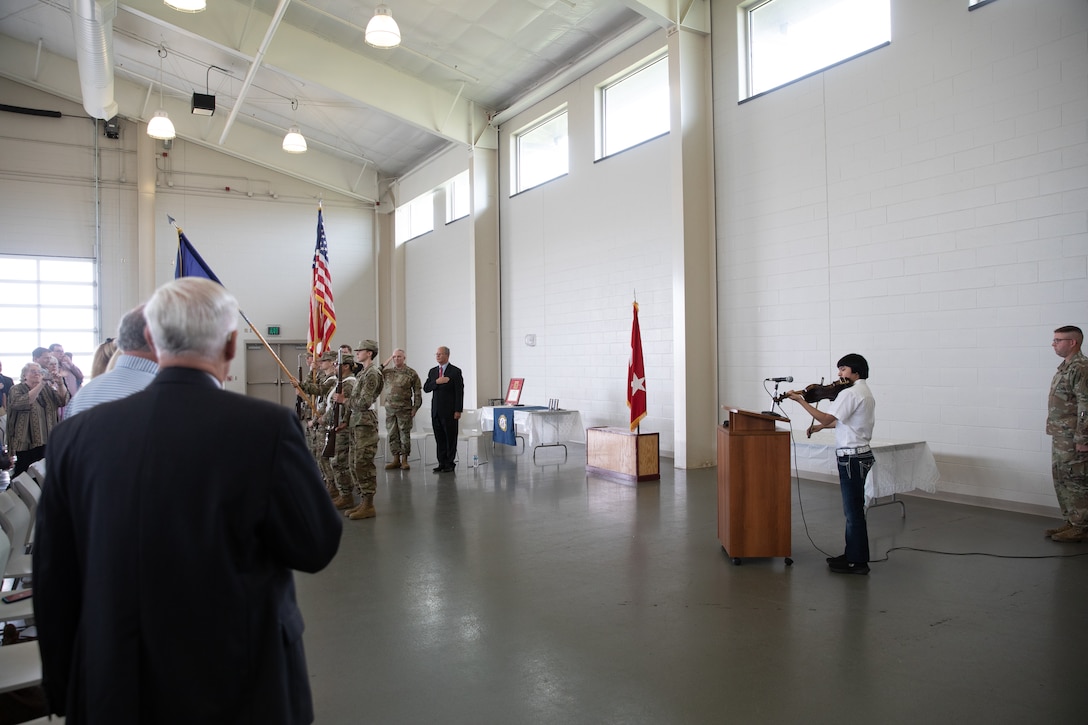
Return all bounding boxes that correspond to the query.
[1045,325,1088,542]
[338,339,384,520]
[381,348,423,470]
[325,353,358,511]
[300,351,337,496]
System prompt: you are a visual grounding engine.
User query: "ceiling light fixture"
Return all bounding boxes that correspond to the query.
[164,0,206,12]
[282,99,307,153]
[365,4,401,49]
[147,45,176,141]
[192,65,227,116]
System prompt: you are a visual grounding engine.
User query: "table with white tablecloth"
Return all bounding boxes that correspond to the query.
[481,406,586,458]
[791,429,939,508]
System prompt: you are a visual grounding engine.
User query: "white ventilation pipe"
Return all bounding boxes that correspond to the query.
[71,0,119,120]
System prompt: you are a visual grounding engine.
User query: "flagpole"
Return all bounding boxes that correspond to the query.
[239,309,315,410]
[168,215,316,412]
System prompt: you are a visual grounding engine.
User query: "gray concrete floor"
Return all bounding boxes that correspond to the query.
[296,444,1088,724]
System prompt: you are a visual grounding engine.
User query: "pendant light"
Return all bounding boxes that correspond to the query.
[164,0,206,11]
[282,99,307,153]
[147,45,176,140]
[365,4,401,49]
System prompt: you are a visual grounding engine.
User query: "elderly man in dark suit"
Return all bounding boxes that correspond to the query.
[33,277,343,724]
[423,345,464,473]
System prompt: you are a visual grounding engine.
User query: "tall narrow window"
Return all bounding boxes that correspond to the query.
[446,170,470,223]
[514,109,568,194]
[394,191,435,245]
[600,54,670,159]
[745,0,890,98]
[0,256,97,373]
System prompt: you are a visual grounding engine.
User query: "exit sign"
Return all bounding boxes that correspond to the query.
[267,326,281,336]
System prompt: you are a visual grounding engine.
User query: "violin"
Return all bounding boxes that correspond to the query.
[773,378,854,404]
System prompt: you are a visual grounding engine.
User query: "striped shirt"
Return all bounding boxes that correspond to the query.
[64,355,159,418]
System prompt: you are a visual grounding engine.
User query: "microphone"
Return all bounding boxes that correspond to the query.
[765,376,793,383]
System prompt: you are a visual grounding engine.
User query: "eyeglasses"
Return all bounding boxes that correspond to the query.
[1053,338,1076,344]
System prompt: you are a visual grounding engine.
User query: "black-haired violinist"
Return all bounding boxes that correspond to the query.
[787,354,875,575]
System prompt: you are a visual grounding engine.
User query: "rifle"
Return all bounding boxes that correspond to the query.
[295,354,304,421]
[322,350,344,458]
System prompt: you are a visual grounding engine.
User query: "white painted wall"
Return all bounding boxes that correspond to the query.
[0,77,376,394]
[712,0,1088,512]
[497,35,677,454]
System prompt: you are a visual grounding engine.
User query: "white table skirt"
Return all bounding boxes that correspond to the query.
[481,407,586,449]
[791,429,939,502]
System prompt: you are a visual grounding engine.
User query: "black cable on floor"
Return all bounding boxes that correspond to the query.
[872,546,1088,562]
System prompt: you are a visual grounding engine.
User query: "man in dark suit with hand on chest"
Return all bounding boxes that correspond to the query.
[34,277,343,724]
[424,345,464,473]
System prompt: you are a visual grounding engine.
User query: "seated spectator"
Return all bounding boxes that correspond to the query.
[6,361,69,476]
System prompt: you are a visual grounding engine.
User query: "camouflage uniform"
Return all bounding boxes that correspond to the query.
[1047,349,1088,526]
[381,362,422,457]
[348,356,384,498]
[299,360,336,485]
[323,371,357,498]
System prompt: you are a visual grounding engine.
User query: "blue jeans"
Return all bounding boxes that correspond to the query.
[837,452,875,564]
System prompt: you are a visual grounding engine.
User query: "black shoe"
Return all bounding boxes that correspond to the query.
[432,466,444,473]
[441,466,456,473]
[826,554,847,564]
[828,560,869,575]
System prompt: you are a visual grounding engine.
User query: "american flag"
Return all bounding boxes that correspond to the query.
[308,207,336,355]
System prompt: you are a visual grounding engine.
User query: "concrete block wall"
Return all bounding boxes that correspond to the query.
[713,0,1088,511]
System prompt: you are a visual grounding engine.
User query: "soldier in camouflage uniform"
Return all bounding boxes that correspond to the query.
[380,348,423,470]
[337,339,384,520]
[299,351,337,495]
[1045,325,1088,542]
[324,353,358,511]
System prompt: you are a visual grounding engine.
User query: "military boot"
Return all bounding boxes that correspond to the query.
[400,457,411,470]
[1050,525,1088,543]
[333,492,355,510]
[348,493,376,520]
[385,454,402,470]
[1045,520,1073,537]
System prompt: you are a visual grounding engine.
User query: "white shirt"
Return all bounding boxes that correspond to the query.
[827,379,875,450]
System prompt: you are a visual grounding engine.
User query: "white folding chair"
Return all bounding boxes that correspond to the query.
[0,495,32,581]
[410,415,436,465]
[376,405,389,461]
[12,473,41,549]
[0,529,35,622]
[27,460,46,487]
[456,409,488,467]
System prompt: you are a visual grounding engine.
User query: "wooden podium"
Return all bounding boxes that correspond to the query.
[717,408,792,565]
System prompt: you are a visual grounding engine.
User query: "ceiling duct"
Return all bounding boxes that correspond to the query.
[71,0,119,120]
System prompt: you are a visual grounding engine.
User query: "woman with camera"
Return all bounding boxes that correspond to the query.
[6,360,69,477]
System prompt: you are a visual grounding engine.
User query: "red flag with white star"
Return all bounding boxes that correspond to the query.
[627,300,647,431]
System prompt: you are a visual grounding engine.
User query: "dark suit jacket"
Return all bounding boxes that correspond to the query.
[33,366,343,725]
[423,363,464,416]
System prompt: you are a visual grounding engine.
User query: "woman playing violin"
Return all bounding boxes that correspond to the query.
[785,353,875,575]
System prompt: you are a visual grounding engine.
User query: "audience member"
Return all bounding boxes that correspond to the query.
[48,343,83,395]
[34,277,342,723]
[90,337,118,378]
[0,359,14,414]
[65,306,159,418]
[5,360,69,476]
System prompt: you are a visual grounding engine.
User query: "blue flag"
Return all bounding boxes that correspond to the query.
[174,224,221,283]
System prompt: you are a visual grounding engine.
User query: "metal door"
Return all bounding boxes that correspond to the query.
[245,341,309,408]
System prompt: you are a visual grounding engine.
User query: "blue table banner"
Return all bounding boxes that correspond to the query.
[493,408,517,446]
